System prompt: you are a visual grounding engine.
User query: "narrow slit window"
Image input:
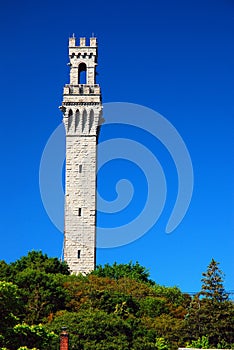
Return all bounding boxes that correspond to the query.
[79,164,82,173]
[77,250,81,259]
[78,208,82,216]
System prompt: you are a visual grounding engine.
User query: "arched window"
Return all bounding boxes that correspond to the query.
[68,109,73,132]
[82,109,87,132]
[78,63,87,84]
[75,109,80,131]
[89,109,94,132]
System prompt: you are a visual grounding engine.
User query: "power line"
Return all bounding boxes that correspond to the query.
[184,290,234,295]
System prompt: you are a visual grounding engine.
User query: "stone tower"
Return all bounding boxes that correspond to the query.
[60,36,103,274]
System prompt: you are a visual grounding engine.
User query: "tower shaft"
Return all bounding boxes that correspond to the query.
[60,36,103,274]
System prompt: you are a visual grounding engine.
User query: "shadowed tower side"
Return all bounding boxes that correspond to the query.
[60,36,103,274]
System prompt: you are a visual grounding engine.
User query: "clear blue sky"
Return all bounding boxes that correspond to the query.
[0,0,233,294]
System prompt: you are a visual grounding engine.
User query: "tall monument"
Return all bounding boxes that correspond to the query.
[60,36,103,274]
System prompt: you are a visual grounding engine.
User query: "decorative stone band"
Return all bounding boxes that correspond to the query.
[62,102,100,106]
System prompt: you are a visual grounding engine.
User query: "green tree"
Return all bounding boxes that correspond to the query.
[0,281,23,346]
[184,260,234,347]
[200,259,228,302]
[64,274,152,314]
[138,296,169,318]
[0,261,12,280]
[47,310,131,349]
[149,314,184,348]
[6,254,234,350]
[62,273,187,349]
[47,309,161,350]
[13,269,68,324]
[0,281,21,325]
[10,323,57,350]
[10,251,70,276]
[92,261,154,285]
[153,285,190,308]
[0,252,70,325]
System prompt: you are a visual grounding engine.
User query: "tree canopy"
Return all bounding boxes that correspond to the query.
[91,261,153,285]
[0,253,233,350]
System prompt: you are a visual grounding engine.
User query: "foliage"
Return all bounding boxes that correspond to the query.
[46,310,132,349]
[10,250,70,276]
[0,252,70,325]
[12,269,68,324]
[155,337,170,350]
[186,335,210,348]
[91,261,154,284]
[0,346,38,350]
[0,261,12,280]
[153,285,190,308]
[138,296,168,318]
[17,347,38,350]
[64,275,141,317]
[0,253,233,350]
[217,339,234,349]
[11,323,57,350]
[0,281,23,345]
[1,321,57,350]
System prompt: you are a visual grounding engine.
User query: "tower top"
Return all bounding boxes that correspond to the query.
[65,36,99,87]
[69,36,97,47]
[60,35,102,114]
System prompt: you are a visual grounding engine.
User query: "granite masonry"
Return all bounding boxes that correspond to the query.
[60,36,103,274]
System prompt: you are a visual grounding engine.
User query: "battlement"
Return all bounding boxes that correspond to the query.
[68,35,98,85]
[69,36,97,47]
[63,84,100,95]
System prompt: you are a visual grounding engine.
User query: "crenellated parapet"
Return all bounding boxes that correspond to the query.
[67,36,98,86]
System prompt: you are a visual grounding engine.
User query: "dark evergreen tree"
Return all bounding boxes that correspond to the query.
[200,258,228,302]
[184,259,234,347]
